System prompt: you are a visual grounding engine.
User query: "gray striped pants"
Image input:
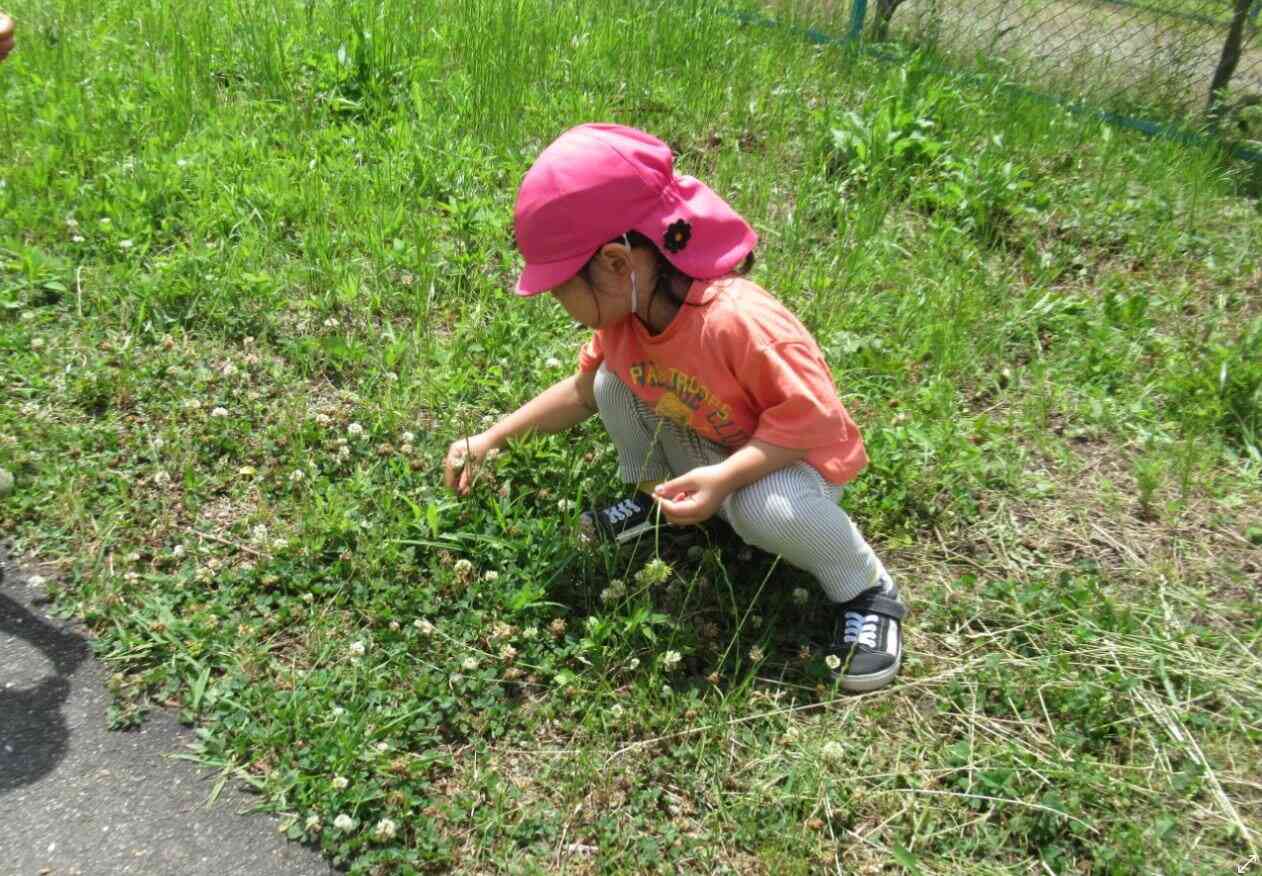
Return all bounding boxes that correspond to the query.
[594,364,890,604]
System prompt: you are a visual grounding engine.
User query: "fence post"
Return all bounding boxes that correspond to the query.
[849,0,868,40]
[1208,0,1256,119]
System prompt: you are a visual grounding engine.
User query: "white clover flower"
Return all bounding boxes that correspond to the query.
[171,544,185,559]
[349,640,366,657]
[400,443,414,455]
[401,431,415,443]
[627,657,640,670]
[30,337,45,351]
[374,818,397,840]
[610,704,624,717]
[176,158,189,168]
[599,580,626,604]
[635,558,672,587]
[271,538,288,551]
[792,587,809,606]
[462,656,479,671]
[545,356,562,369]
[72,234,85,243]
[453,559,474,580]
[252,523,268,542]
[388,620,400,631]
[323,317,340,329]
[521,626,539,640]
[152,435,165,450]
[301,592,314,603]
[220,361,237,377]
[305,814,322,832]
[333,813,355,832]
[413,619,434,635]
[347,422,364,438]
[375,741,389,753]
[499,644,518,661]
[289,469,305,483]
[331,705,344,717]
[483,570,499,582]
[315,412,332,427]
[748,646,765,663]
[821,740,846,762]
[152,470,171,487]
[661,650,682,671]
[825,654,841,671]
[119,239,133,250]
[184,399,202,411]
[331,776,349,790]
[557,498,575,512]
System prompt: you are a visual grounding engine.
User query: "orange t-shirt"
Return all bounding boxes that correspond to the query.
[577,275,868,485]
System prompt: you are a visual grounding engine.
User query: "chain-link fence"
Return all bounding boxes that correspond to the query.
[874,0,1262,120]
[767,0,1262,140]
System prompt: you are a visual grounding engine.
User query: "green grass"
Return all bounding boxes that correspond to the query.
[2,0,1261,872]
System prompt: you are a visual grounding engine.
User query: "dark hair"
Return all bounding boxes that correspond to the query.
[583,230,755,328]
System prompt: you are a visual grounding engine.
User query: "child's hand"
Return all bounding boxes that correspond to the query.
[0,15,14,61]
[652,465,729,525]
[443,432,498,496]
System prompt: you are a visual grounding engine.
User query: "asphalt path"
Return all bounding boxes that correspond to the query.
[0,547,339,876]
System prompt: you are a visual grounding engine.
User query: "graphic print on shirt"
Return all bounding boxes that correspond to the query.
[627,360,751,445]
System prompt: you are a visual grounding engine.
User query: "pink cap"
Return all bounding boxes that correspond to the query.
[513,124,758,296]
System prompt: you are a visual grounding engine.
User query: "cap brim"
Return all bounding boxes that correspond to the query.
[515,252,591,296]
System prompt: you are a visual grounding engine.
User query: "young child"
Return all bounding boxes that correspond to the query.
[443,123,906,692]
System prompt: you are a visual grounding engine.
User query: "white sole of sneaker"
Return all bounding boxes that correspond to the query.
[839,654,901,693]
[578,515,655,545]
[613,520,655,544]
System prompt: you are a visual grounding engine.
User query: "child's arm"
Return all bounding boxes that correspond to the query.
[443,371,597,496]
[652,439,807,525]
[0,14,14,61]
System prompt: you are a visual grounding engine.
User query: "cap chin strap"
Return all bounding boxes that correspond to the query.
[623,234,639,319]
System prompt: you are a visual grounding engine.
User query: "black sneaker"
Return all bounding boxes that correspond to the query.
[828,579,906,693]
[579,493,658,544]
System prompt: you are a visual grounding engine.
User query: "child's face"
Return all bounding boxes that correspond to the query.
[549,273,606,328]
[547,242,645,329]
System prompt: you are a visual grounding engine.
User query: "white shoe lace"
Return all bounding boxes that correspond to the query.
[605,498,642,524]
[842,612,879,649]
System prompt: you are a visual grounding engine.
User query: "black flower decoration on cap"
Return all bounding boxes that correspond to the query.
[663,219,692,253]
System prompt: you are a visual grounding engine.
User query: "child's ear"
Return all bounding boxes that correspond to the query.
[597,242,632,277]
